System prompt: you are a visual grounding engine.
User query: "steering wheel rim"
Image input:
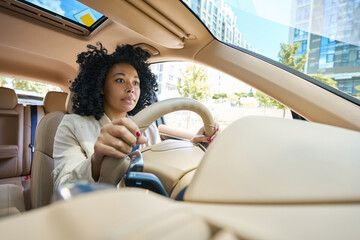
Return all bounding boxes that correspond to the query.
[99,97,216,185]
[133,97,216,137]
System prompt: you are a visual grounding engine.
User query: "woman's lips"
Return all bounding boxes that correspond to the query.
[122,98,135,104]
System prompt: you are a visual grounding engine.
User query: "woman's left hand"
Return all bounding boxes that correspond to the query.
[191,122,220,144]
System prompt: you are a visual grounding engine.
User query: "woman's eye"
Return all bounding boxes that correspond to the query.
[115,78,124,83]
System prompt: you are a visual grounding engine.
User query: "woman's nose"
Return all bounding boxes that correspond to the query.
[126,83,134,93]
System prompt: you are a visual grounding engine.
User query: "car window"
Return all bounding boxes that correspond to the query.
[151,62,291,131]
[181,0,360,101]
[0,75,62,105]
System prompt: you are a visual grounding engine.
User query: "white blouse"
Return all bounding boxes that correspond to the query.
[52,113,160,189]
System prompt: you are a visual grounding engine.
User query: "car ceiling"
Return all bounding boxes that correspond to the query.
[0,0,213,90]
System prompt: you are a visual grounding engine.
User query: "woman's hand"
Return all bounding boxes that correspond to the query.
[91,117,147,181]
[191,123,220,144]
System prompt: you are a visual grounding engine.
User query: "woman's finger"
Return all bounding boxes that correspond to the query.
[94,141,129,159]
[191,134,213,144]
[112,117,142,138]
[103,124,137,147]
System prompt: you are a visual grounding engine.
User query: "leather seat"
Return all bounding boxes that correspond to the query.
[30,91,68,209]
[0,87,25,217]
[0,87,24,184]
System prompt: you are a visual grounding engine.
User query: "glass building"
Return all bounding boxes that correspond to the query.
[289,0,360,96]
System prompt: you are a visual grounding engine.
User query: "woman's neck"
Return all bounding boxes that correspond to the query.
[104,109,127,121]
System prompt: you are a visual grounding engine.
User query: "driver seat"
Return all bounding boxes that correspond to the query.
[30,92,68,209]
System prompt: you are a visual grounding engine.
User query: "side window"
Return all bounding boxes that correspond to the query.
[0,75,62,105]
[150,62,292,131]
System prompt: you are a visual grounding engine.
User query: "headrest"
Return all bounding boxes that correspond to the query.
[43,91,68,113]
[0,87,18,109]
[65,91,74,114]
[185,116,360,204]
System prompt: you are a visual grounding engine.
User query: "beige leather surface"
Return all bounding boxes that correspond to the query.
[83,0,184,49]
[0,176,23,187]
[0,145,19,179]
[133,98,216,137]
[141,140,204,195]
[43,91,68,114]
[0,87,17,109]
[0,207,20,217]
[0,189,359,240]
[99,157,130,185]
[185,116,360,203]
[0,87,24,180]
[65,91,74,114]
[0,184,25,217]
[170,169,196,199]
[30,111,66,208]
[158,124,195,140]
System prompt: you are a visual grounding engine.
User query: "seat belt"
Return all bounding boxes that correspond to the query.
[28,105,37,176]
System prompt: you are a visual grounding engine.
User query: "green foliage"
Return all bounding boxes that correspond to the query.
[309,74,337,88]
[234,92,247,99]
[177,64,210,101]
[355,85,360,98]
[0,76,7,86]
[212,93,227,99]
[278,42,308,72]
[11,79,48,94]
[254,91,284,110]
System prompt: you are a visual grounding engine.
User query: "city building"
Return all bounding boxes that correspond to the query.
[289,0,360,96]
[182,0,257,51]
[151,0,256,99]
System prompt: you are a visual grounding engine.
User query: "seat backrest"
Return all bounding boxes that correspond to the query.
[30,91,68,209]
[23,91,67,176]
[0,87,24,180]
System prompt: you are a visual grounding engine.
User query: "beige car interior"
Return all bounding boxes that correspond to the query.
[0,89,67,216]
[0,0,360,238]
[1,116,360,239]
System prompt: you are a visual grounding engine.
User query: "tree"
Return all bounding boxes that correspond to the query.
[355,85,360,98]
[177,64,210,101]
[11,79,47,94]
[278,43,337,88]
[254,90,286,117]
[234,92,247,99]
[278,42,308,72]
[273,42,309,113]
[0,76,7,86]
[212,93,227,100]
[308,74,337,88]
[259,42,309,116]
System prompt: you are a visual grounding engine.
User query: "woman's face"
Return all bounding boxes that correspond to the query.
[102,63,140,120]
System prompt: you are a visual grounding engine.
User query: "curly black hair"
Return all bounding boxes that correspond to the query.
[70,43,158,120]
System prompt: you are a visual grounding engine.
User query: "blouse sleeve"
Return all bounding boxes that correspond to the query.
[52,115,94,190]
[140,122,161,149]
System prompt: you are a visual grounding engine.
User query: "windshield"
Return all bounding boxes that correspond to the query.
[181,0,360,100]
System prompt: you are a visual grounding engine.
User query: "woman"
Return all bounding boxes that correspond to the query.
[52,43,217,189]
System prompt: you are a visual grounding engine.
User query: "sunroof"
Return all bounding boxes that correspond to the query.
[10,0,107,34]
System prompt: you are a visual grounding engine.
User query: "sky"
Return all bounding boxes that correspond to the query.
[27,0,103,25]
[218,0,293,61]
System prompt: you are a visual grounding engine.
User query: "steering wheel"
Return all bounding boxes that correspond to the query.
[98,97,216,185]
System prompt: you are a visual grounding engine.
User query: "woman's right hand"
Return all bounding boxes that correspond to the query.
[91,117,148,181]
